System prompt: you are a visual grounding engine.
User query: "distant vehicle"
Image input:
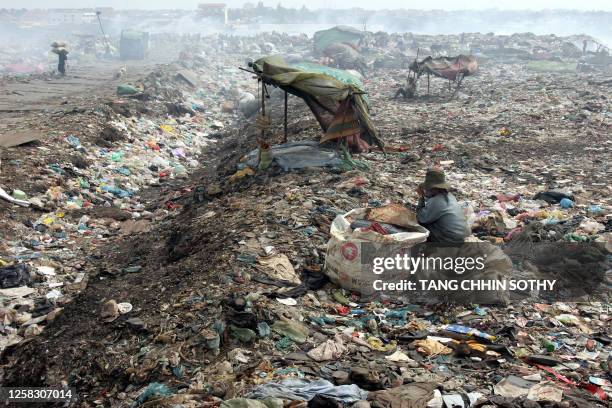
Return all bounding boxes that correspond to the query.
[119,30,149,60]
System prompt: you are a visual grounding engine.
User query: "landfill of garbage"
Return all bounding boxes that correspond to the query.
[0,27,610,408]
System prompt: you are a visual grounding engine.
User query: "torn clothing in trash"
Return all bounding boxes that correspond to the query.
[367,382,438,408]
[247,379,368,403]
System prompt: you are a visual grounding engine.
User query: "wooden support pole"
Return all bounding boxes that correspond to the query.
[451,75,464,100]
[260,82,266,138]
[283,91,288,143]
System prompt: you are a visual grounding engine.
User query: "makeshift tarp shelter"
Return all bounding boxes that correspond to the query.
[249,55,384,151]
[409,54,478,81]
[313,26,365,54]
[407,54,478,95]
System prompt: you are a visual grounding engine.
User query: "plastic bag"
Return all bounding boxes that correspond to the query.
[324,206,429,294]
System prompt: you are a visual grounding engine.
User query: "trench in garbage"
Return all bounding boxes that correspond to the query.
[0,89,327,391]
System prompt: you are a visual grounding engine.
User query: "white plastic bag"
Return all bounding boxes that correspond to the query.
[324,207,429,294]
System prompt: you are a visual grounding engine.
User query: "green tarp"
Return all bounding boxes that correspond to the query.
[313,26,365,54]
[252,56,358,101]
[251,56,383,150]
[291,61,365,94]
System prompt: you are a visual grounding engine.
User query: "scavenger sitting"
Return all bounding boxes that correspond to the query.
[416,169,471,243]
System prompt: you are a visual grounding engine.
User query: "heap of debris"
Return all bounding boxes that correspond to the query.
[0,30,610,408]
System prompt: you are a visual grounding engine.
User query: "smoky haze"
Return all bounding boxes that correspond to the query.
[5,0,612,10]
[2,1,611,42]
[1,0,611,53]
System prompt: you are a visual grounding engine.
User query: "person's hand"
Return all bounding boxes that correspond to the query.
[416,186,424,197]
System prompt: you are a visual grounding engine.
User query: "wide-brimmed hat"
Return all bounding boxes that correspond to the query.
[420,169,451,190]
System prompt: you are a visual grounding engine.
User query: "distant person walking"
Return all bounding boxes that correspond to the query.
[51,41,69,77]
[58,51,68,76]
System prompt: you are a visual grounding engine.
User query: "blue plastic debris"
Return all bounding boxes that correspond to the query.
[300,226,317,236]
[132,382,173,407]
[66,135,81,148]
[559,198,574,209]
[588,205,602,214]
[444,324,496,342]
[474,307,488,316]
[48,164,66,175]
[102,185,132,198]
[310,316,335,326]
[258,321,271,337]
[172,365,185,379]
[115,167,132,176]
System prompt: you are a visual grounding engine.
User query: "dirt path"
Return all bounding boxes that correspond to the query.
[0,60,165,113]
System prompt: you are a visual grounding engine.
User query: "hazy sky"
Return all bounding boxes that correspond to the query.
[4,0,612,11]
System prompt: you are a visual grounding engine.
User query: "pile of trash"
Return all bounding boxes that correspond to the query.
[0,56,264,352]
[0,30,610,408]
[362,32,609,70]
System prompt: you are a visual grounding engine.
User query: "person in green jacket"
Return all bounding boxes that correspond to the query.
[416,169,471,243]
